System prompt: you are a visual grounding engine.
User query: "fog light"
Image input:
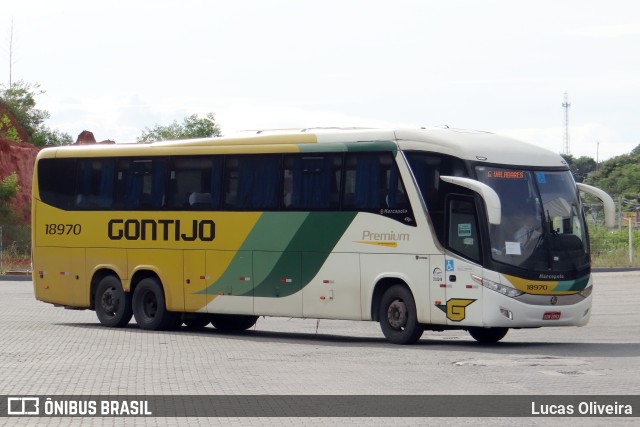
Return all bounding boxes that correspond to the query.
[500,308,513,320]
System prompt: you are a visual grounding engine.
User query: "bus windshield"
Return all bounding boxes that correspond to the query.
[476,166,588,272]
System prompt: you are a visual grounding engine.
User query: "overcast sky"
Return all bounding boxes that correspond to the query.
[3,0,639,160]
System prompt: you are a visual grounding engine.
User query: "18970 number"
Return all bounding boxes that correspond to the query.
[45,224,82,235]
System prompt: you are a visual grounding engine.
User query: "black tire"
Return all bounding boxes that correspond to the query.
[468,327,509,343]
[182,313,211,329]
[132,277,180,331]
[94,275,133,327]
[378,284,424,344]
[210,314,258,332]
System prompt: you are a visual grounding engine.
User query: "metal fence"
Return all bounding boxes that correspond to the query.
[0,225,31,274]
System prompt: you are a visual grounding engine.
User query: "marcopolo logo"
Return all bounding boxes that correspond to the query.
[108,219,215,242]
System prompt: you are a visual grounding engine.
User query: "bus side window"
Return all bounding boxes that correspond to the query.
[446,197,481,263]
[38,158,80,210]
[224,155,281,210]
[167,156,222,210]
[405,152,469,244]
[282,154,341,210]
[76,159,116,209]
[113,158,167,210]
[343,152,409,212]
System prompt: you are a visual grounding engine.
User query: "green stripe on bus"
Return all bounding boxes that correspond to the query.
[251,212,357,298]
[201,212,357,298]
[297,140,397,153]
[555,275,590,292]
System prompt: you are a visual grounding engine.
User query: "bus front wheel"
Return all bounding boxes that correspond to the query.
[95,275,133,328]
[468,327,509,343]
[132,278,180,331]
[378,285,424,345]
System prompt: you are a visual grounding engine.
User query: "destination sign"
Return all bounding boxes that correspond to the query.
[485,170,525,179]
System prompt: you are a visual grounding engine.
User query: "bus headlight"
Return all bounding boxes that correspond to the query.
[472,275,524,298]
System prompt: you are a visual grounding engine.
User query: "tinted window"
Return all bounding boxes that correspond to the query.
[167,156,223,210]
[224,155,281,210]
[282,154,342,210]
[76,159,116,209]
[113,158,167,209]
[405,152,469,243]
[447,197,481,262]
[38,152,414,224]
[38,158,79,209]
[343,152,409,211]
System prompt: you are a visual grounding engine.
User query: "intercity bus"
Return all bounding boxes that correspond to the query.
[32,128,615,344]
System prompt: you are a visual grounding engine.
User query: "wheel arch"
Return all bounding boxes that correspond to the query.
[370,276,413,322]
[130,268,163,297]
[90,268,163,307]
[90,268,119,310]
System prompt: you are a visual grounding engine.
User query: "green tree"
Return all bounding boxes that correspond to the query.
[0,80,72,146]
[585,144,640,200]
[0,113,20,142]
[562,154,597,183]
[137,112,222,142]
[0,80,48,137]
[31,127,73,146]
[0,172,20,224]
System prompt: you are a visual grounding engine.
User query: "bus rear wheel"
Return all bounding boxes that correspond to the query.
[210,314,258,332]
[132,278,180,331]
[379,285,424,344]
[468,327,509,343]
[95,275,132,327]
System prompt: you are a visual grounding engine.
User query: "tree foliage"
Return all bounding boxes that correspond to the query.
[0,113,20,142]
[31,127,73,146]
[584,144,640,201]
[561,154,597,183]
[0,80,48,137]
[137,112,222,142]
[0,80,72,146]
[0,172,20,224]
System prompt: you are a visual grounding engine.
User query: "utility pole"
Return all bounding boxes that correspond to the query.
[7,18,14,87]
[562,92,570,155]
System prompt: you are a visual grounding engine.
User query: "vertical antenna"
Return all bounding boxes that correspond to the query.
[562,92,571,155]
[6,17,15,88]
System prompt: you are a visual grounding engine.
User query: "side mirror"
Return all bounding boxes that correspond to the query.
[440,176,501,225]
[576,183,616,228]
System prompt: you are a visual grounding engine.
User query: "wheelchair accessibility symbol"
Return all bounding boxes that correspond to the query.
[445,260,454,272]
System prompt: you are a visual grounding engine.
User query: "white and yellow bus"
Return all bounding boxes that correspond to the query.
[32,128,615,344]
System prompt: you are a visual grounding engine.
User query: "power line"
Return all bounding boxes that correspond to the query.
[562,92,570,155]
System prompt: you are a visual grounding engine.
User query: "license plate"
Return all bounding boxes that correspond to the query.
[543,311,561,320]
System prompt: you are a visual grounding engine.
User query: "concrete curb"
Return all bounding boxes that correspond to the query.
[592,267,640,273]
[0,274,32,281]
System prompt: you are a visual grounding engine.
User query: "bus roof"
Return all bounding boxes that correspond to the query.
[38,127,567,168]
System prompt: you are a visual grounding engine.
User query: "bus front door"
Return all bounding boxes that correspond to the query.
[443,196,484,327]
